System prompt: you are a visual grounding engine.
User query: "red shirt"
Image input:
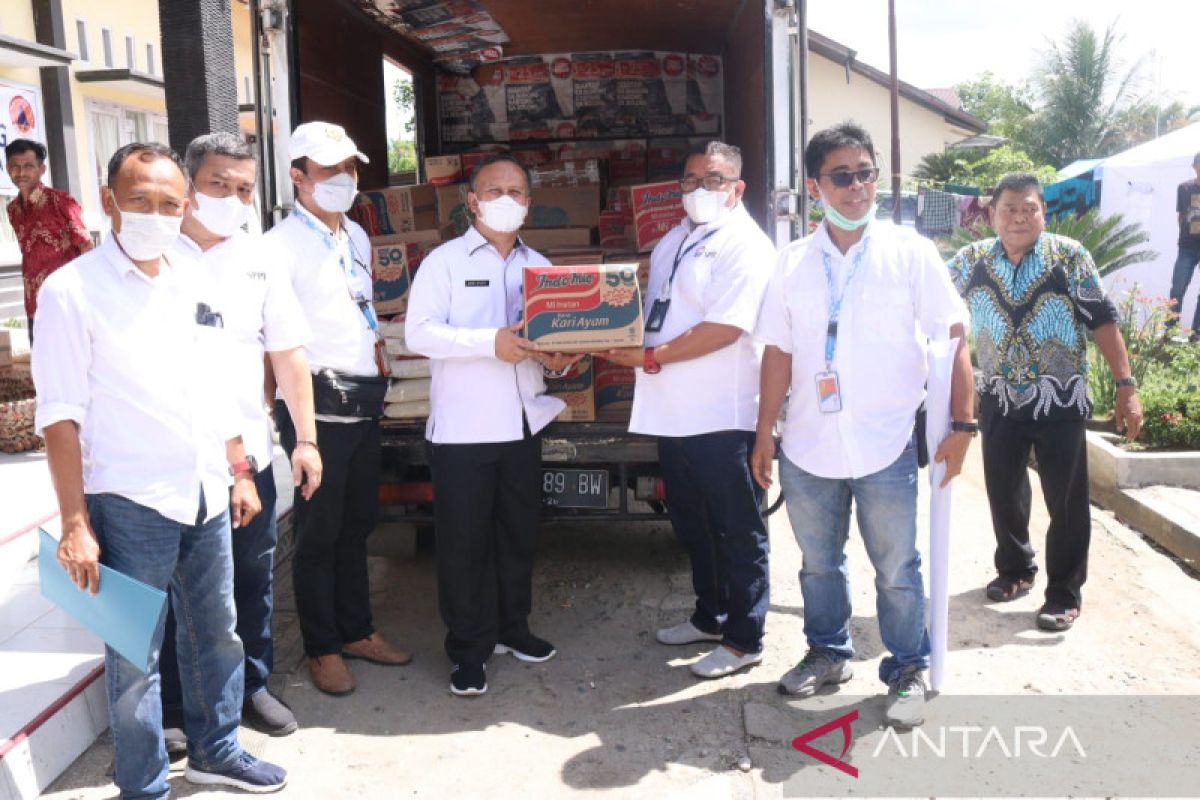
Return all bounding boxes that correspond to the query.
[6,183,92,318]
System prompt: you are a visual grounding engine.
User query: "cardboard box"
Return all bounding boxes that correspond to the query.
[598,210,629,249]
[435,183,472,235]
[523,263,643,353]
[528,184,602,228]
[545,355,596,422]
[528,158,603,188]
[593,356,635,421]
[424,154,463,186]
[350,185,439,236]
[628,180,685,252]
[371,231,443,315]
[544,247,605,267]
[519,227,592,251]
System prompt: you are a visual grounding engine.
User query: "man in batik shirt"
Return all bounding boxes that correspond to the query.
[946,173,1141,632]
[5,139,92,338]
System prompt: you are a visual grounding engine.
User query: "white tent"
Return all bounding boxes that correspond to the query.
[1098,122,1200,330]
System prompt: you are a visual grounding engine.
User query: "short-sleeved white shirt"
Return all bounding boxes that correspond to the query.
[756,220,968,479]
[32,235,240,525]
[628,204,776,437]
[173,231,310,468]
[264,203,377,374]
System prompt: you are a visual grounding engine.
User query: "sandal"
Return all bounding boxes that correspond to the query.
[1036,604,1080,631]
[985,575,1034,602]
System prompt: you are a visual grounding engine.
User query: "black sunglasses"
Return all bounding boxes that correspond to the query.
[818,167,880,188]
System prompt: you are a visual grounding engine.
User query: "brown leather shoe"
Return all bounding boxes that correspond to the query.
[308,654,356,696]
[342,632,413,666]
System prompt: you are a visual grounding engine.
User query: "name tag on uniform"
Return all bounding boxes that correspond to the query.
[465,279,490,287]
[815,370,843,414]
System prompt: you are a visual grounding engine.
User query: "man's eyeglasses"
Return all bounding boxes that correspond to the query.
[817,167,880,188]
[679,175,737,193]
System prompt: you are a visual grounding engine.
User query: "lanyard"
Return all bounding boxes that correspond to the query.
[820,239,870,369]
[292,205,378,332]
[659,228,718,301]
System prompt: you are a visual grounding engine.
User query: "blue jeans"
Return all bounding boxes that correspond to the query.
[161,467,278,707]
[87,493,246,800]
[1169,246,1200,333]
[658,430,769,654]
[777,439,930,684]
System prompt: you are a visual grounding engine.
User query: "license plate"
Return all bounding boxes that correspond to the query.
[542,469,609,509]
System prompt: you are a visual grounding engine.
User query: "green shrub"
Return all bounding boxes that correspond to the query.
[1138,387,1200,450]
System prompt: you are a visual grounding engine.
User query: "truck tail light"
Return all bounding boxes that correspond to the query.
[378,482,434,505]
[634,477,666,502]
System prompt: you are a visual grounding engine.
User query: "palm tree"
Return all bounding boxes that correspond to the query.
[912,151,969,184]
[1021,20,1142,166]
[947,208,1156,277]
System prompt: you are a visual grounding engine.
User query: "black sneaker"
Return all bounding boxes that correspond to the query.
[450,663,487,696]
[185,754,287,793]
[494,633,557,663]
[243,690,299,736]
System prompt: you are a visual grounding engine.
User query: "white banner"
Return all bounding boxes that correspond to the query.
[0,79,48,196]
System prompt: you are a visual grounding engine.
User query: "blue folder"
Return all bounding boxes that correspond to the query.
[38,528,168,673]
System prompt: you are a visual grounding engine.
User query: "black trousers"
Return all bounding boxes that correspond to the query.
[276,401,380,656]
[980,403,1090,608]
[657,431,769,654]
[430,430,541,666]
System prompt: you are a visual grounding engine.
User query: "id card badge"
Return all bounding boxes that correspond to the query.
[645,298,671,332]
[815,370,843,414]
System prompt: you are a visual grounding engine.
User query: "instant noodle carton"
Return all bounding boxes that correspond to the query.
[593,356,635,422]
[545,355,596,422]
[371,231,442,315]
[522,263,643,353]
[628,179,685,252]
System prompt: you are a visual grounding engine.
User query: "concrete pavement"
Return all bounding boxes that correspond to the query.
[41,443,1200,799]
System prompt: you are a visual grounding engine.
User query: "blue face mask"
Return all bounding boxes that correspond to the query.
[821,195,878,231]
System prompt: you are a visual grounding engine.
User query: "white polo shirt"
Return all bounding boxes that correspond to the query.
[628,204,776,437]
[173,231,310,469]
[264,202,377,379]
[32,234,240,525]
[756,219,968,480]
[405,225,565,444]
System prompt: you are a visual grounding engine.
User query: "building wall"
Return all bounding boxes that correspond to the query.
[1,0,256,234]
[807,53,976,180]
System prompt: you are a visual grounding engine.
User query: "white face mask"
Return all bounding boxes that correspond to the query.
[312,172,358,214]
[476,195,528,233]
[682,186,733,226]
[114,206,183,262]
[192,191,250,238]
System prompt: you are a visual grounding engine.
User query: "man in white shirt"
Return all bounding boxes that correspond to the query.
[406,154,576,697]
[33,142,287,797]
[264,122,411,697]
[155,132,320,739]
[752,123,975,728]
[605,141,776,679]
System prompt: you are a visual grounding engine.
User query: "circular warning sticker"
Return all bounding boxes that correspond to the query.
[10,95,35,134]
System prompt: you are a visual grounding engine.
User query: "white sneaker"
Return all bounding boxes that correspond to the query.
[656,620,723,646]
[690,646,763,679]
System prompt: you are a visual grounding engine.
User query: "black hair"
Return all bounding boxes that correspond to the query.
[4,138,47,164]
[804,122,877,179]
[106,142,183,187]
[468,153,531,192]
[990,173,1044,205]
[184,132,255,181]
[291,156,308,174]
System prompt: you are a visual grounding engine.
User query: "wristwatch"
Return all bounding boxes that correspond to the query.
[229,455,259,478]
[643,346,662,375]
[1115,376,1138,390]
[950,420,979,436]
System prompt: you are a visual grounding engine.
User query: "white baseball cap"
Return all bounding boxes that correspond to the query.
[289,121,369,166]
